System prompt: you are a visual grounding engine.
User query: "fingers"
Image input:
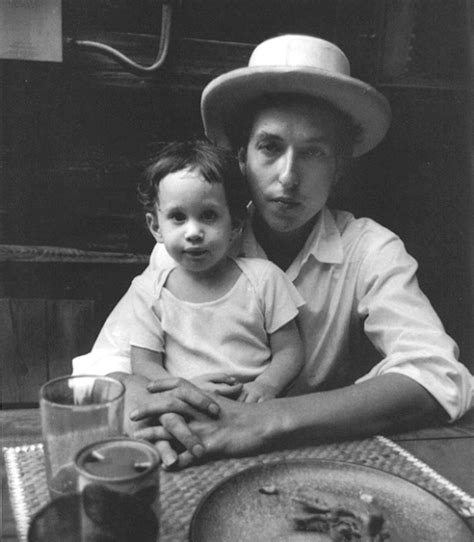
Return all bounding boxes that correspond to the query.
[146,376,205,392]
[154,441,178,470]
[200,373,239,384]
[212,382,243,398]
[176,450,196,469]
[144,377,220,417]
[130,393,218,423]
[133,412,206,462]
[132,425,172,441]
[160,413,205,459]
[191,374,243,398]
[130,400,199,422]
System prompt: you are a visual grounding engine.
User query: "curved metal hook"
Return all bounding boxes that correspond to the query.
[72,1,174,76]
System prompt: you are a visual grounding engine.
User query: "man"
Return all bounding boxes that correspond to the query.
[74,35,473,467]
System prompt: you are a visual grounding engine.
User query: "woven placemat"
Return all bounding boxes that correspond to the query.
[4,436,474,542]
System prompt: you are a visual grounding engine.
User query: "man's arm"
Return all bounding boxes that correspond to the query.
[353,231,474,422]
[167,373,446,466]
[275,373,446,443]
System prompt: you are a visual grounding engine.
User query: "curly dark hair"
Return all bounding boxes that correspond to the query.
[138,139,250,224]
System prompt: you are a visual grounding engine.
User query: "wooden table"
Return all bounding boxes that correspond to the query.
[2,408,474,540]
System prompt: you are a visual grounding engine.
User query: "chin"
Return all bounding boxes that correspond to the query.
[270,220,306,234]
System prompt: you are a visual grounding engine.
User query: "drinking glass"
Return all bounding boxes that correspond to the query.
[39,375,125,499]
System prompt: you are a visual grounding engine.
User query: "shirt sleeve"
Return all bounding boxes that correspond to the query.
[72,244,172,376]
[129,276,165,353]
[72,284,136,375]
[258,261,305,334]
[354,232,474,421]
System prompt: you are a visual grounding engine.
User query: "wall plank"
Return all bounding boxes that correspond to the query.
[0,299,95,405]
[1,299,48,405]
[46,299,96,380]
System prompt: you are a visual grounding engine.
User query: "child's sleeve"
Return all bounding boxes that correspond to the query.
[259,262,305,334]
[129,275,165,353]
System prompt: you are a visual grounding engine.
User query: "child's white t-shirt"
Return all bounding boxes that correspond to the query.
[130,257,304,381]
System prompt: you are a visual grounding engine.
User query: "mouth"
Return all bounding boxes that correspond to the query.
[183,248,207,257]
[271,197,300,209]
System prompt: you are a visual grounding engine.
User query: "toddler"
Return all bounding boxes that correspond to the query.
[130,139,304,402]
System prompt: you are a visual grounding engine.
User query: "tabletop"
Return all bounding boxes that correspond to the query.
[2,407,474,540]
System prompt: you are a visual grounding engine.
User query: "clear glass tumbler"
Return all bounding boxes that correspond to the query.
[39,375,125,499]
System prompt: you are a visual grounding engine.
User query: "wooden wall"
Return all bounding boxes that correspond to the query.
[1,0,471,404]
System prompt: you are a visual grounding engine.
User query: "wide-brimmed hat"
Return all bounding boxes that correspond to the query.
[201,34,391,157]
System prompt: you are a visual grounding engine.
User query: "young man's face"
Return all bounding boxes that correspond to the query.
[146,167,235,274]
[240,100,340,238]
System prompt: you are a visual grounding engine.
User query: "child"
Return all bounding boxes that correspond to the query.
[129,139,304,402]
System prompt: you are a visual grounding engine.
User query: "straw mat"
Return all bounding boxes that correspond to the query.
[4,436,474,541]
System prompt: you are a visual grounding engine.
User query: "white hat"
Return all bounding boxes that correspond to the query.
[201,34,391,157]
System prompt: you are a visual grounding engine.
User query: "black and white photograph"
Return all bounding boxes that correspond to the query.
[2,1,474,540]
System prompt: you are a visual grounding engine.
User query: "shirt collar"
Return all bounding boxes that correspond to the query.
[301,206,344,265]
[239,205,344,268]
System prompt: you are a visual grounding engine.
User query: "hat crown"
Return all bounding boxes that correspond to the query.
[249,35,350,76]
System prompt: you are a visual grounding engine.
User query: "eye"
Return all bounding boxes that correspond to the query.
[169,211,186,223]
[257,140,281,155]
[201,210,218,222]
[300,147,325,158]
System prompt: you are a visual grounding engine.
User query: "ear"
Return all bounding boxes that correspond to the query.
[237,147,246,175]
[333,153,350,187]
[230,217,244,241]
[146,212,163,243]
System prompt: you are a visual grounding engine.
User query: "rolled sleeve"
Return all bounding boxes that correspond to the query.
[72,288,135,375]
[355,234,474,420]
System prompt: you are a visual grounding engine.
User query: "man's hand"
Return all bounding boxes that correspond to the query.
[110,374,220,467]
[130,377,220,421]
[174,396,279,468]
[190,373,243,398]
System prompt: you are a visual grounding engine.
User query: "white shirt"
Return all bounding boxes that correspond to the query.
[73,207,474,420]
[129,257,303,380]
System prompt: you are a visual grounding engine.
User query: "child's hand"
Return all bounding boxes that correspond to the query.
[190,373,242,398]
[238,380,279,403]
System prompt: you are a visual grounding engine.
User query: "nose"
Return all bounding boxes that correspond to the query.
[185,220,203,242]
[277,148,299,190]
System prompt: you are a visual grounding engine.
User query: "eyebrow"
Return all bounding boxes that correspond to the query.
[160,202,222,213]
[159,204,184,213]
[254,131,331,144]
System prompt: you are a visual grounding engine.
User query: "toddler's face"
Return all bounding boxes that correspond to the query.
[147,167,235,274]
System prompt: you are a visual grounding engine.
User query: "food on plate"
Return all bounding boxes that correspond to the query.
[290,486,390,541]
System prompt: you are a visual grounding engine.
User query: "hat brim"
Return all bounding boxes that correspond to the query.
[201,67,391,157]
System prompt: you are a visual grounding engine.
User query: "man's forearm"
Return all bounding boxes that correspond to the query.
[268,373,446,446]
[107,372,151,434]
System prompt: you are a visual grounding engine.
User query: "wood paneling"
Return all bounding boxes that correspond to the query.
[0,244,148,264]
[0,299,95,405]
